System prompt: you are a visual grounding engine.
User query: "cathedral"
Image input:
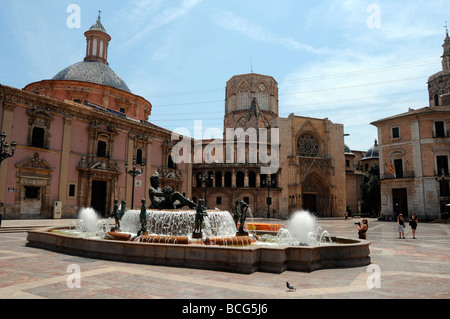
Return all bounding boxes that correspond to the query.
[192,73,347,218]
[0,17,191,219]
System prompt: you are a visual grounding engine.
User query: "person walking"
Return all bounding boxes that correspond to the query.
[397,214,406,239]
[409,212,418,239]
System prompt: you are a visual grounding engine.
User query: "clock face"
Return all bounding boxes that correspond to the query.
[297,134,319,157]
[258,83,267,92]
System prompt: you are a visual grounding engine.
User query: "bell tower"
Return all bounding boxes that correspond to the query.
[224,73,279,131]
[428,25,450,107]
[442,24,450,72]
[84,12,111,65]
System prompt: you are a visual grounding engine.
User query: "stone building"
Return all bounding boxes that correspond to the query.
[191,73,347,219]
[371,32,450,220]
[0,17,191,219]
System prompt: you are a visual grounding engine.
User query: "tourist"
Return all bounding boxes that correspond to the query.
[409,212,418,239]
[356,219,368,240]
[397,214,406,239]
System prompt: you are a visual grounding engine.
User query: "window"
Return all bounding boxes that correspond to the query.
[297,134,319,157]
[224,172,232,187]
[434,94,440,106]
[68,184,76,198]
[215,172,222,188]
[136,149,143,165]
[168,155,176,169]
[392,127,400,139]
[394,159,403,178]
[119,108,126,114]
[31,127,45,148]
[236,171,245,188]
[248,171,256,188]
[437,156,449,176]
[435,121,446,138]
[346,160,350,168]
[243,197,250,204]
[216,197,222,205]
[97,140,107,158]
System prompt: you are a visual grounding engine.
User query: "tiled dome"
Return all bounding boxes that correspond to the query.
[52,61,131,93]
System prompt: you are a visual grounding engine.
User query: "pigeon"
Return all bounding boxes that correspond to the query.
[286,282,296,291]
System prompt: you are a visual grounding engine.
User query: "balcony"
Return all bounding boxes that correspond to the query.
[382,171,415,180]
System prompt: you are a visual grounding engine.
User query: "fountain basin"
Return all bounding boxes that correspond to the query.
[26,227,371,274]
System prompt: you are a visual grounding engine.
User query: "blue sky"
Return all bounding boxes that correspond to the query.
[0,0,448,151]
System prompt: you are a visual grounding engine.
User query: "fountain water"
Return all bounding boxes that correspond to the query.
[120,209,237,238]
[29,206,371,274]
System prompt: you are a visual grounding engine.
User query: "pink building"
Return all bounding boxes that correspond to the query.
[0,18,192,219]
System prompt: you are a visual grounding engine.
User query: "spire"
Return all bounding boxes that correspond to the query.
[84,12,111,65]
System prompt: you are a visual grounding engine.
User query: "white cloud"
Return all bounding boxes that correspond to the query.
[212,10,328,55]
[125,0,205,46]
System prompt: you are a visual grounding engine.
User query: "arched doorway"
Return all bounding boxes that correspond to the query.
[301,173,331,217]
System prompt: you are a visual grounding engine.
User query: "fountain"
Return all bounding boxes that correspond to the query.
[26,175,370,274]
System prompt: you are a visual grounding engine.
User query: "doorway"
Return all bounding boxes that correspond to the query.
[91,180,107,217]
[393,188,408,218]
[303,194,317,214]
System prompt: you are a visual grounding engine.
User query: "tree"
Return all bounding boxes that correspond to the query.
[360,163,381,217]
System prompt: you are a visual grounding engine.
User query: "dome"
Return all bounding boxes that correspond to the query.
[362,140,379,160]
[344,144,354,155]
[52,61,131,93]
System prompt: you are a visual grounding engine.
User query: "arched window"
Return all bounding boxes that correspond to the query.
[236,171,245,187]
[248,171,256,187]
[237,82,251,111]
[434,93,440,106]
[224,172,232,187]
[215,171,222,188]
[256,82,269,111]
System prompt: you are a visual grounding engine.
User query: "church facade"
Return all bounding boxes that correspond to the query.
[0,18,192,219]
[191,73,347,219]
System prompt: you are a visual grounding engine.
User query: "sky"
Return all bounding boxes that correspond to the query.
[0,0,448,151]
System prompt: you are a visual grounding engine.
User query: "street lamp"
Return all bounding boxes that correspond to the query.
[262,174,276,219]
[125,156,145,209]
[0,132,17,166]
[199,170,213,208]
[437,168,449,220]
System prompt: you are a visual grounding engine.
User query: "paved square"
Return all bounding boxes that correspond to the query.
[0,218,449,300]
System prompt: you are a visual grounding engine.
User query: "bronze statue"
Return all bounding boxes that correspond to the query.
[120,200,126,220]
[238,200,249,235]
[138,198,147,236]
[148,173,196,210]
[111,199,120,230]
[194,199,208,235]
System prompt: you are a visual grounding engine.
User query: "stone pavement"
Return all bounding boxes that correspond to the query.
[0,217,449,302]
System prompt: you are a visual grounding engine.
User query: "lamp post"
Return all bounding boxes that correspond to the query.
[200,170,213,208]
[0,132,17,167]
[125,156,145,209]
[262,174,276,219]
[437,168,449,220]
